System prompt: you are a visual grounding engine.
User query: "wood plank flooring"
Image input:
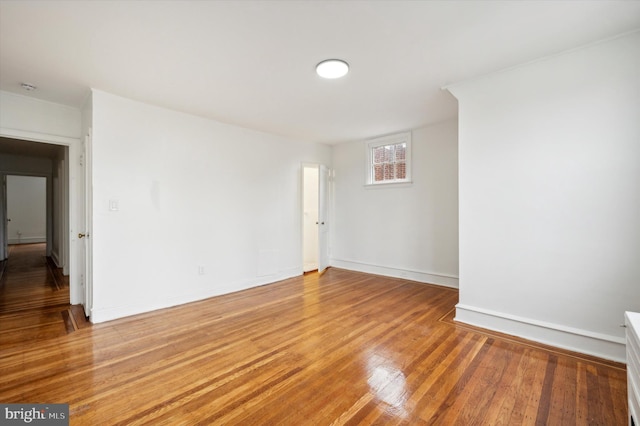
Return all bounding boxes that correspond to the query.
[0,244,86,351]
[0,247,628,425]
[0,243,69,312]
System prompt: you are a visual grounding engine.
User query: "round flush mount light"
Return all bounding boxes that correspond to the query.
[316,59,349,79]
[20,82,37,91]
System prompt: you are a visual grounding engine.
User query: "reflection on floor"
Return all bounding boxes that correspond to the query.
[0,243,87,349]
[0,265,628,424]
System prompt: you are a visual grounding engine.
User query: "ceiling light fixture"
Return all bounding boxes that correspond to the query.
[20,82,37,91]
[316,59,349,79]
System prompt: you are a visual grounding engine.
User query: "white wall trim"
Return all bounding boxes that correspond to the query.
[91,267,301,324]
[51,249,61,268]
[0,127,80,146]
[330,258,459,288]
[455,303,626,363]
[8,236,46,244]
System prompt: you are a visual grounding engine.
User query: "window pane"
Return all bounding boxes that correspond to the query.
[374,164,384,181]
[383,163,394,180]
[383,145,394,163]
[395,143,406,161]
[396,161,406,179]
[373,146,385,164]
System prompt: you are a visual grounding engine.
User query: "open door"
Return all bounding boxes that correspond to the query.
[79,131,93,317]
[302,165,319,272]
[318,165,329,274]
[0,174,7,261]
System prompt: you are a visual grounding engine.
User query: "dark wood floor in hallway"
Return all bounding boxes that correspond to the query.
[0,243,69,311]
[0,246,628,425]
[0,244,87,351]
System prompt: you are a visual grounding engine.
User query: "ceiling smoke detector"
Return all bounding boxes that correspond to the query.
[20,82,37,91]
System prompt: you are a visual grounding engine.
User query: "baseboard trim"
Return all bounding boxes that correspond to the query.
[330,258,458,289]
[51,250,61,268]
[455,303,626,363]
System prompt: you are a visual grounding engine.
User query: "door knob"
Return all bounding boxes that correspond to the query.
[78,233,86,239]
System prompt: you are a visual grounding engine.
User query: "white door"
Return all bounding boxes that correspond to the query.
[0,174,7,261]
[302,166,319,272]
[79,131,93,317]
[318,165,329,273]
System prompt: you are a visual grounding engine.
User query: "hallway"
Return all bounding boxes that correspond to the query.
[0,243,86,349]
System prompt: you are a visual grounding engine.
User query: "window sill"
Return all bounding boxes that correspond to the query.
[364,181,413,189]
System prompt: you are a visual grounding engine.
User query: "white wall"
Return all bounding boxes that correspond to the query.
[90,90,331,322]
[7,175,46,244]
[449,32,640,362]
[331,119,459,287]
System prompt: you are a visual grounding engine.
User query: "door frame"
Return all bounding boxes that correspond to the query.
[300,162,330,274]
[301,163,319,273]
[0,127,85,306]
[2,172,50,248]
[0,174,6,261]
[317,164,329,274]
[82,129,93,316]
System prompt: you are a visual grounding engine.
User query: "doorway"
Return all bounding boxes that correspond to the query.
[6,175,47,246]
[302,164,329,274]
[303,165,319,272]
[0,136,81,310]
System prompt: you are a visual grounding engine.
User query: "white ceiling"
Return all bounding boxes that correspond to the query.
[1,1,639,144]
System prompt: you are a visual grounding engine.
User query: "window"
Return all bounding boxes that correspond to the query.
[366,132,412,185]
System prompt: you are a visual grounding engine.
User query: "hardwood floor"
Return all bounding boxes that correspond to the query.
[0,243,69,312]
[0,244,87,351]
[0,249,628,425]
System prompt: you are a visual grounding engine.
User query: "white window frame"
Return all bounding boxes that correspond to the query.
[365,131,412,186]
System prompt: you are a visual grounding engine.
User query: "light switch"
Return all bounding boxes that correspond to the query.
[109,199,119,211]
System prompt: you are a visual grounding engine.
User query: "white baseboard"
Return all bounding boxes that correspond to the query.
[51,250,61,268]
[455,303,626,363]
[90,267,301,324]
[330,258,459,289]
[8,237,46,244]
